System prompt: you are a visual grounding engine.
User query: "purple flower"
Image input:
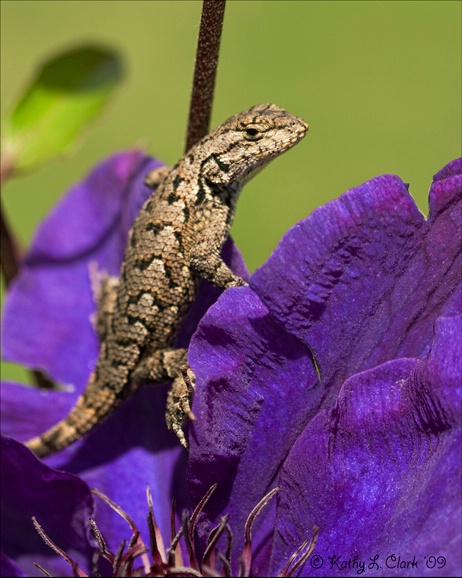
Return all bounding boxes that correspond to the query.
[0,150,247,576]
[187,158,462,576]
[1,152,461,577]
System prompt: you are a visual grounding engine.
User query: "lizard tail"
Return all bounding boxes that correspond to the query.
[25,385,118,458]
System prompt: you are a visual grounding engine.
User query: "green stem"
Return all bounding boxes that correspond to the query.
[185,0,226,152]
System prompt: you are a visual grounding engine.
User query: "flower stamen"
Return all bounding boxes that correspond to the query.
[32,484,318,576]
[147,486,168,567]
[32,516,88,577]
[240,487,279,577]
[278,526,319,577]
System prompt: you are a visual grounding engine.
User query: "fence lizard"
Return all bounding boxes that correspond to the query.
[25,104,308,457]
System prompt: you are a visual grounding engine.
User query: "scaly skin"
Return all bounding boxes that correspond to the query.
[26,104,308,457]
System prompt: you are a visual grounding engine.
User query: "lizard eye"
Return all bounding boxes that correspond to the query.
[244,125,263,140]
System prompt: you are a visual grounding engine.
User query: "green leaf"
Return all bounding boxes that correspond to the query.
[2,44,123,173]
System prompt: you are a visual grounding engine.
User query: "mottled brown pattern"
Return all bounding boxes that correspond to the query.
[26,104,308,457]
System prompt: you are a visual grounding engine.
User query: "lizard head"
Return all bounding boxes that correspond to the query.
[199,103,308,188]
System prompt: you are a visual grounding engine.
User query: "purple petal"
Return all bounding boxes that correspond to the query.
[269,315,462,576]
[1,149,248,568]
[187,160,461,570]
[0,382,76,443]
[1,381,189,554]
[0,436,95,577]
[2,150,161,387]
[252,161,461,378]
[432,158,462,187]
[0,552,25,577]
[50,386,190,553]
[187,287,319,556]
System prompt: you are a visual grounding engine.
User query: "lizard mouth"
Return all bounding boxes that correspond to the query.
[294,118,309,138]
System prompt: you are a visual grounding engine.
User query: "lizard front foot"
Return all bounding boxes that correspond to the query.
[225,276,248,289]
[166,365,196,448]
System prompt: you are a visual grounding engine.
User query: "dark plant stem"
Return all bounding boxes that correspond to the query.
[0,157,20,286]
[1,158,56,389]
[30,370,56,390]
[185,0,226,152]
[0,199,20,286]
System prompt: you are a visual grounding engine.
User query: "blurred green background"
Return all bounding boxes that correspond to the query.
[1,0,461,384]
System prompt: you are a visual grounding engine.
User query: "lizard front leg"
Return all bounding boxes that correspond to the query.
[189,233,248,289]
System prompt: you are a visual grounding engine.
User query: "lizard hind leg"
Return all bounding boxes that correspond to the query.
[88,263,119,340]
[166,364,196,448]
[131,347,196,448]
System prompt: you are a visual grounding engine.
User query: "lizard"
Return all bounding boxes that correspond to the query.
[25,103,308,458]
